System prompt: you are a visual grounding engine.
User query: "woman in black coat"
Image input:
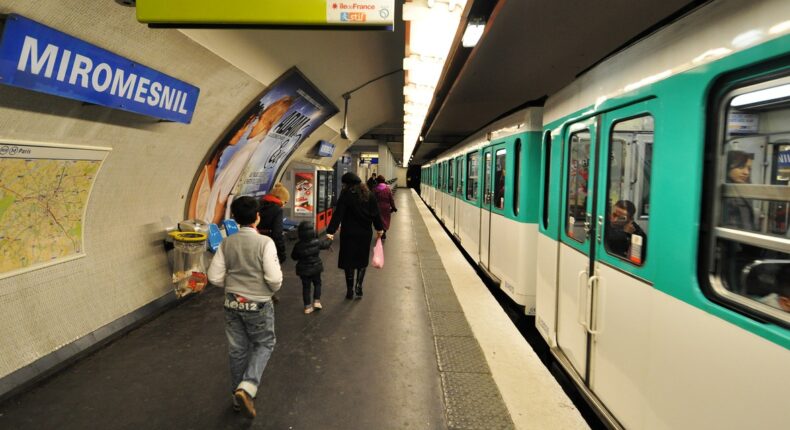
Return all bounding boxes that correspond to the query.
[326,172,384,299]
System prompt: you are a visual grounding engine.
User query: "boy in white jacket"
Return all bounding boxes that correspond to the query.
[208,196,282,418]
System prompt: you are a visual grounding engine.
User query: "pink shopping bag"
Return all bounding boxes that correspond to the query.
[371,237,384,269]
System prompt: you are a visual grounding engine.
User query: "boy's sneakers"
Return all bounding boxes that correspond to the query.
[304,306,314,314]
[313,300,322,310]
[234,389,256,418]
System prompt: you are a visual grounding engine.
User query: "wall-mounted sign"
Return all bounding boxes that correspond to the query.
[316,140,335,157]
[0,14,199,123]
[137,0,394,28]
[189,68,337,224]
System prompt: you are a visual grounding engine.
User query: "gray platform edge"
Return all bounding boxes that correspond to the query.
[0,291,178,403]
[410,202,515,430]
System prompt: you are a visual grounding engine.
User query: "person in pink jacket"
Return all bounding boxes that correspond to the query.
[372,175,397,239]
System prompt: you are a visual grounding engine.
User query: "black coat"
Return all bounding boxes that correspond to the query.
[291,224,332,277]
[326,187,384,269]
[257,200,286,262]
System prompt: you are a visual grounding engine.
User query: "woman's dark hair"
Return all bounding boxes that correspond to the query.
[376,175,386,184]
[340,172,370,200]
[727,150,754,169]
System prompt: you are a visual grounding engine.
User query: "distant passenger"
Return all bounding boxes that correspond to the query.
[606,200,647,263]
[372,175,397,239]
[722,150,758,231]
[207,196,282,419]
[366,173,377,191]
[291,221,332,314]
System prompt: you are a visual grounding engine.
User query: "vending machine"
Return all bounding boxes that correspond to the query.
[316,168,335,232]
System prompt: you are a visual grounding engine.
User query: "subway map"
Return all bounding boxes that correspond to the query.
[0,143,107,276]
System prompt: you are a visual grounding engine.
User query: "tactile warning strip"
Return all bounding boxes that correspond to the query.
[441,372,514,430]
[430,311,474,337]
[426,292,464,313]
[409,196,515,430]
[435,336,490,374]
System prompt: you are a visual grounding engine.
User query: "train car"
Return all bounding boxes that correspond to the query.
[424,108,544,311]
[422,0,789,427]
[535,0,789,428]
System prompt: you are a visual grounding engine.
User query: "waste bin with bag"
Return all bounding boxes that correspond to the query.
[169,231,208,298]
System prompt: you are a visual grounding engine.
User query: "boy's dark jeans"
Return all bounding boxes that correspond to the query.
[300,274,322,306]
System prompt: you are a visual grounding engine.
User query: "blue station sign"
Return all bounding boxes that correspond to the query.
[0,14,199,123]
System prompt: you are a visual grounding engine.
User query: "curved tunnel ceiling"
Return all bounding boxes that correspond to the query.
[180,10,405,160]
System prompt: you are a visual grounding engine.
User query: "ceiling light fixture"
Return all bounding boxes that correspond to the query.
[462,18,486,48]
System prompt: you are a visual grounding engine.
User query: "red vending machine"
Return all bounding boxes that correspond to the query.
[315,168,335,232]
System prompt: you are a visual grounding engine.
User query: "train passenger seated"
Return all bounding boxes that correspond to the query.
[758,265,790,313]
[722,150,758,231]
[606,200,647,262]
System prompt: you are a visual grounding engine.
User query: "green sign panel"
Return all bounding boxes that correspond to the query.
[137,0,394,27]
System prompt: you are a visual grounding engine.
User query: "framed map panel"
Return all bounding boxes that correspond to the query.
[0,140,110,279]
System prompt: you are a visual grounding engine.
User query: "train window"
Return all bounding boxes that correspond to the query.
[565,130,590,242]
[449,159,455,194]
[467,152,479,201]
[514,139,521,216]
[708,75,790,325]
[542,132,552,229]
[604,115,654,265]
[494,149,506,210]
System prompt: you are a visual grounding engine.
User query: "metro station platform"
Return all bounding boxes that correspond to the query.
[0,190,588,430]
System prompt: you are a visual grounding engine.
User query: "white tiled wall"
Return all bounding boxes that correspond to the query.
[0,0,264,378]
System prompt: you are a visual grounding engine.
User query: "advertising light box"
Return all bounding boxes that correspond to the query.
[137,0,394,28]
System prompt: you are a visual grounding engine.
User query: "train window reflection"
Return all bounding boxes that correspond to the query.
[604,115,653,265]
[448,159,455,194]
[467,152,479,201]
[457,157,463,196]
[483,152,492,206]
[565,130,590,242]
[494,149,506,210]
[710,74,790,324]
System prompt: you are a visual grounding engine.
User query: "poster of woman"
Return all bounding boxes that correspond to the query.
[188,68,338,224]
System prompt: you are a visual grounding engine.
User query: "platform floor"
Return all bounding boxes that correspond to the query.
[0,190,587,429]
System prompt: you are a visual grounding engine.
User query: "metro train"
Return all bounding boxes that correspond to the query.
[419,0,789,428]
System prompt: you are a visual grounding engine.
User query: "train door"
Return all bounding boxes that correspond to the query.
[555,118,597,379]
[454,155,464,237]
[586,104,655,428]
[480,147,493,268]
[554,104,655,428]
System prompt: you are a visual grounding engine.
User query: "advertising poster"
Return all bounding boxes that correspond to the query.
[188,68,337,224]
[294,172,315,215]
